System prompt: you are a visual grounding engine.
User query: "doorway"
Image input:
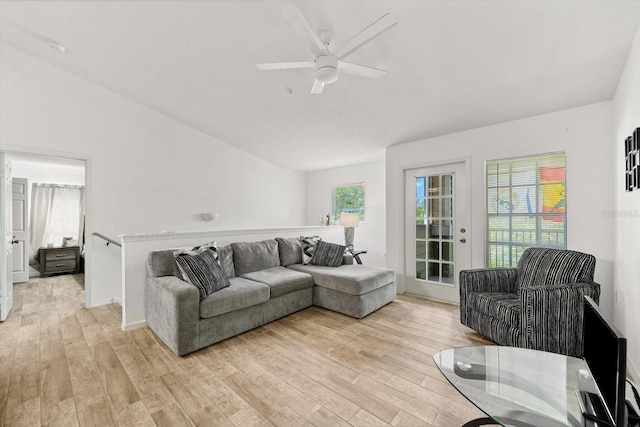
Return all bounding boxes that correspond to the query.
[404,162,470,303]
[0,150,88,321]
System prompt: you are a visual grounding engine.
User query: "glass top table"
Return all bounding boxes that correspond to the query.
[433,346,639,427]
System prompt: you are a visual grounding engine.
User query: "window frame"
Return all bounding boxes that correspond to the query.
[485,152,567,268]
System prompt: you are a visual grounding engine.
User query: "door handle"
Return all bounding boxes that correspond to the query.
[460,238,466,243]
[11,240,19,244]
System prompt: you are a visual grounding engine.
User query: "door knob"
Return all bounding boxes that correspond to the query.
[460,238,466,243]
[460,228,466,233]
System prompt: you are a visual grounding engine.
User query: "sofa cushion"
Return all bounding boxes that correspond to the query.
[231,239,280,276]
[516,248,596,291]
[174,249,231,300]
[310,240,346,267]
[199,277,270,319]
[241,266,314,298]
[275,237,303,266]
[288,264,394,296]
[467,292,520,326]
[217,244,235,278]
[147,249,182,278]
[300,236,321,264]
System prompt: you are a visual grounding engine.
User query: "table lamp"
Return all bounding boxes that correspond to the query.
[339,212,360,250]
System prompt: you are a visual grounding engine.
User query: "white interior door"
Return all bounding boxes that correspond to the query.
[12,177,29,283]
[0,153,14,321]
[404,162,470,303]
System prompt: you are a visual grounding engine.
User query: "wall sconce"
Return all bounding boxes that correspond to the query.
[339,212,360,250]
[201,213,218,222]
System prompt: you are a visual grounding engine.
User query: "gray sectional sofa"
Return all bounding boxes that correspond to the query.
[146,237,396,356]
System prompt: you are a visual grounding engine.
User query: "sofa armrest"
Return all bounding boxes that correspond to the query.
[520,281,601,357]
[459,268,517,326]
[145,275,200,356]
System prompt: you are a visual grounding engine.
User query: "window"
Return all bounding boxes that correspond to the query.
[333,183,365,222]
[486,152,566,267]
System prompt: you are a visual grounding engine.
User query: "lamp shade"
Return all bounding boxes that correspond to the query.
[339,212,360,227]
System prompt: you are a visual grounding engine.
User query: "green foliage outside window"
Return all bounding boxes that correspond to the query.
[333,183,365,222]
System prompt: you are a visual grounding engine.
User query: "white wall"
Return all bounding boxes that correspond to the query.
[387,102,615,309]
[612,24,640,380]
[305,160,387,267]
[11,160,85,187]
[0,44,306,308]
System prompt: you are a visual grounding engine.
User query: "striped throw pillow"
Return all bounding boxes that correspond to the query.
[310,240,346,267]
[174,248,230,300]
[193,241,219,262]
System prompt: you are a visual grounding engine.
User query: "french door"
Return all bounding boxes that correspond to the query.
[404,162,469,303]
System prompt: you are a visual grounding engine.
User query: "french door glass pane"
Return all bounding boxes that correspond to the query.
[428,220,440,238]
[416,261,426,280]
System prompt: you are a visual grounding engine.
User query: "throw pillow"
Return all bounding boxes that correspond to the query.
[300,236,321,265]
[193,241,219,262]
[174,248,230,300]
[310,240,346,267]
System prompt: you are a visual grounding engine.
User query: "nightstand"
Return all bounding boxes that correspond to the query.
[39,246,80,277]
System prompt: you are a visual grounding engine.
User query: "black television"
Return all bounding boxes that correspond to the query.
[582,295,627,427]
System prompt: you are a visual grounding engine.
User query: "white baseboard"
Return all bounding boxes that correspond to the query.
[123,320,147,331]
[88,297,121,307]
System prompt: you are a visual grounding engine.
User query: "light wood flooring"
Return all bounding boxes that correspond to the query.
[0,274,494,427]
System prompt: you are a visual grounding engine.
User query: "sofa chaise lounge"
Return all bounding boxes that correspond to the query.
[146,237,396,356]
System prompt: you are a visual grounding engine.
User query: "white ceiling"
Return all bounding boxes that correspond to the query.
[1,1,639,171]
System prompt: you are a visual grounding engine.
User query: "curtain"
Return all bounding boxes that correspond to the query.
[29,183,85,261]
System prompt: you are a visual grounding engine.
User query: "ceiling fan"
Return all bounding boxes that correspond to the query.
[257,5,397,94]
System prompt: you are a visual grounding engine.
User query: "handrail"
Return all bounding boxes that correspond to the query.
[93,232,121,247]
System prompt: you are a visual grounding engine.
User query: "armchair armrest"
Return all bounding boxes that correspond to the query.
[460,268,518,293]
[459,268,518,325]
[145,275,200,356]
[520,281,601,357]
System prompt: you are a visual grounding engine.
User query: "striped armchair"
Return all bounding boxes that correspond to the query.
[460,248,601,357]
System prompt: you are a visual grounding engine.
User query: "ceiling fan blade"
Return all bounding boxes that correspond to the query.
[311,80,325,94]
[332,13,396,60]
[339,61,387,79]
[281,4,325,56]
[256,62,315,70]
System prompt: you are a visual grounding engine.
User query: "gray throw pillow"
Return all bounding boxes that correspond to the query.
[310,240,346,267]
[276,237,303,266]
[174,248,230,300]
[300,236,321,265]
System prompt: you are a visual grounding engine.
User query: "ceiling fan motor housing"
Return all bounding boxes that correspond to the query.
[315,55,339,84]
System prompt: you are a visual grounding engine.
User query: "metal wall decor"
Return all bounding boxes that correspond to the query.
[625,127,639,192]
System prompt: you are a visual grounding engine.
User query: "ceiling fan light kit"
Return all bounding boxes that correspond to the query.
[256,6,396,94]
[315,55,339,84]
